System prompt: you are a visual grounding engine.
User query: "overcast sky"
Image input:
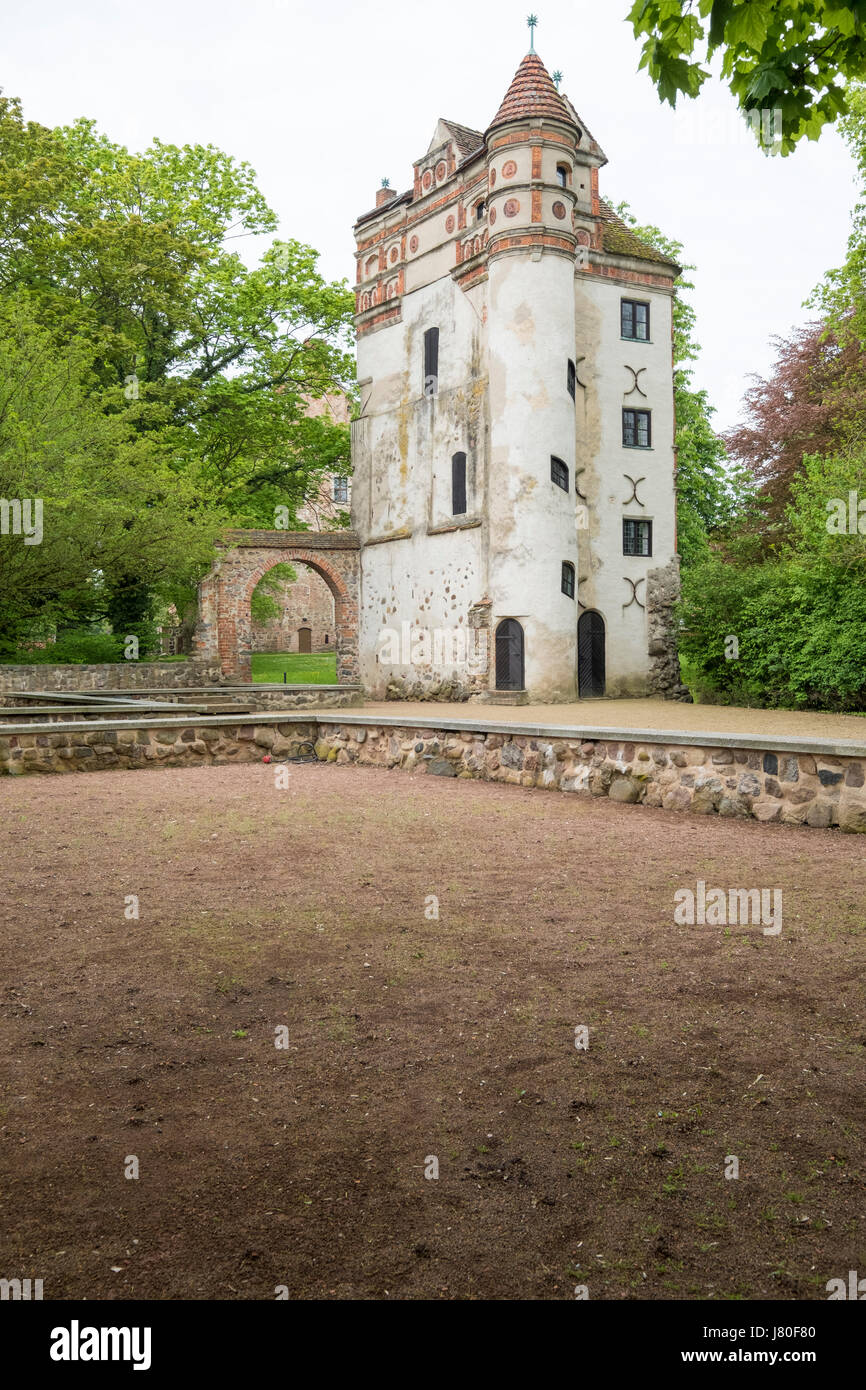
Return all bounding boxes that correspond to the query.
[4,0,856,431]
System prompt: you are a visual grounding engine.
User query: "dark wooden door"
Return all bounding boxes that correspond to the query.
[495,619,524,691]
[577,611,605,697]
[298,627,312,654]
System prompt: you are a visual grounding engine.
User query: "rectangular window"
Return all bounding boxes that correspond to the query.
[451,452,467,516]
[622,408,651,448]
[333,476,349,504]
[623,519,652,557]
[550,456,569,492]
[621,299,650,341]
[567,359,576,401]
[423,326,439,396]
[561,562,575,598]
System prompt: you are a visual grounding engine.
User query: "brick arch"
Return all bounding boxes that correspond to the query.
[195,531,360,685]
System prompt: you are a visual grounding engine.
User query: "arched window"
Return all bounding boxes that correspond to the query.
[451,452,467,516]
[495,619,525,691]
[577,611,605,698]
[550,456,569,492]
[423,326,439,396]
[561,562,575,599]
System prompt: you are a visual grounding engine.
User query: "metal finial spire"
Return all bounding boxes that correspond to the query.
[381,178,390,188]
[552,69,562,89]
[527,14,538,53]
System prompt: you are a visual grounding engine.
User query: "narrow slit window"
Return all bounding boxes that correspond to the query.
[623,519,653,557]
[567,359,576,401]
[622,409,651,448]
[423,326,439,396]
[451,452,467,516]
[561,561,575,599]
[550,456,569,492]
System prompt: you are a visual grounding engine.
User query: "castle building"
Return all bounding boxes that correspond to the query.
[350,46,683,702]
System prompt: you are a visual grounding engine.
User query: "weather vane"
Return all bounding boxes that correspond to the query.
[552,70,562,89]
[381,178,390,189]
[527,14,538,53]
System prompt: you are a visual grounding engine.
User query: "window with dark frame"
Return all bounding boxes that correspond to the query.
[561,561,575,598]
[622,408,651,448]
[451,452,467,516]
[423,326,439,396]
[621,298,650,340]
[550,456,569,492]
[623,518,653,557]
[333,476,349,504]
[475,200,486,221]
[567,359,576,400]
[556,165,568,188]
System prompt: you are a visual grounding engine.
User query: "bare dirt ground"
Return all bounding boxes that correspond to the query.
[355,698,866,742]
[1,763,864,1301]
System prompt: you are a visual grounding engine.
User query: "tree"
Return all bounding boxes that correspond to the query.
[0,92,356,650]
[0,295,223,655]
[723,320,866,518]
[628,0,866,153]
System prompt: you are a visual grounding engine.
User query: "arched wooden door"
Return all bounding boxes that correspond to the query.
[298,627,312,654]
[577,611,605,697]
[495,619,525,691]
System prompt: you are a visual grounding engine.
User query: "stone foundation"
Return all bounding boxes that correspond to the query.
[2,713,864,832]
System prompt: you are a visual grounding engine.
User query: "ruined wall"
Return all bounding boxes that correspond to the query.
[250,567,336,653]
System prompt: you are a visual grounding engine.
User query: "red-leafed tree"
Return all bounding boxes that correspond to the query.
[723,320,866,518]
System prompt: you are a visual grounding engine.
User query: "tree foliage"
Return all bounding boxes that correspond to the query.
[628,0,866,153]
[0,92,355,650]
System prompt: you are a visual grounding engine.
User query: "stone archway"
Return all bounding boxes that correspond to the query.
[195,530,360,684]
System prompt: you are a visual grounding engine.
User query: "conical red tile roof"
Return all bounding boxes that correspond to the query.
[488,51,577,130]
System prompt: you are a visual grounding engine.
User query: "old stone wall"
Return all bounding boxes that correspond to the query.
[0,662,221,692]
[2,713,864,832]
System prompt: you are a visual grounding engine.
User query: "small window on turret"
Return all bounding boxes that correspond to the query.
[556,165,569,188]
[551,457,569,492]
[561,562,575,599]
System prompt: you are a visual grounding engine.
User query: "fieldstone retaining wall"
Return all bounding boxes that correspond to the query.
[2,713,865,833]
[0,663,221,692]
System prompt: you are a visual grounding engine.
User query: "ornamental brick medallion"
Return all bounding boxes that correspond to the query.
[435,161,447,181]
[489,169,496,186]
[504,198,520,218]
[445,214,455,233]
[389,246,399,263]
[422,170,432,191]
[489,208,496,224]
[502,160,518,178]
[576,229,591,246]
[409,234,419,253]
[552,200,567,220]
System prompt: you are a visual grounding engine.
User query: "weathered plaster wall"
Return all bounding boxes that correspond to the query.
[574,273,678,697]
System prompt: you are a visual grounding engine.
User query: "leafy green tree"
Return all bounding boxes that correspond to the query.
[0,295,223,655]
[628,0,866,153]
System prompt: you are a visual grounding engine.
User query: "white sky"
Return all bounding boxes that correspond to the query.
[4,0,857,431]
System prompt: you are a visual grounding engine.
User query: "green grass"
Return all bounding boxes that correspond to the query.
[251,652,337,685]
